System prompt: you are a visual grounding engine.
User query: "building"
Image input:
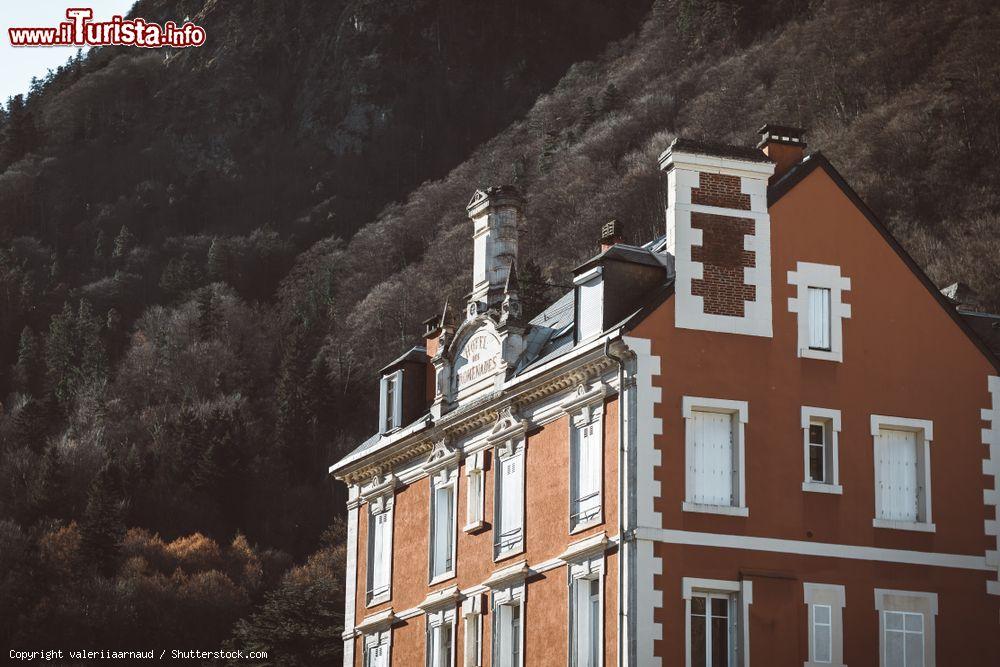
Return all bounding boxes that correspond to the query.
[330,125,1000,666]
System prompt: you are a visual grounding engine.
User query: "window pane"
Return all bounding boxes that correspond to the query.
[904,612,923,632]
[710,613,729,667]
[809,423,824,445]
[885,629,904,667]
[692,596,706,616]
[904,630,924,667]
[814,604,831,625]
[885,611,904,631]
[690,608,707,667]
[809,443,825,482]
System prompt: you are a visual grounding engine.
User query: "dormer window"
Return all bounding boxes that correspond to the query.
[379,370,403,433]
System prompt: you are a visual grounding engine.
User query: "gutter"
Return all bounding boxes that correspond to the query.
[605,337,631,667]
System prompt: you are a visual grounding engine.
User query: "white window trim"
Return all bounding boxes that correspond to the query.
[426,606,457,667]
[464,450,487,533]
[363,628,393,667]
[801,407,843,494]
[874,588,938,667]
[682,396,749,516]
[567,553,605,667]
[870,415,935,533]
[363,478,397,607]
[379,369,404,433]
[563,382,607,534]
[491,579,526,667]
[803,583,846,667]
[429,465,459,585]
[462,593,485,667]
[682,577,752,667]
[787,262,852,363]
[488,408,528,562]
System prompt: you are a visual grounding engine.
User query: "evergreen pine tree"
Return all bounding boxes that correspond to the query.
[79,464,126,576]
[76,299,106,385]
[206,237,229,283]
[275,326,309,473]
[112,225,135,259]
[45,302,76,405]
[30,443,67,521]
[12,326,43,395]
[196,287,216,341]
[540,129,561,173]
[582,95,599,126]
[601,82,621,113]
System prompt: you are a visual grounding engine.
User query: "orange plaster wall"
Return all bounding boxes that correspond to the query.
[353,395,621,665]
[629,165,1000,663]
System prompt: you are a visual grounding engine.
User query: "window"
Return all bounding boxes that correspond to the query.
[569,555,604,667]
[495,446,525,559]
[430,468,457,582]
[683,577,751,667]
[871,416,934,532]
[366,495,394,605]
[465,451,486,532]
[804,583,845,667]
[379,370,403,433]
[683,397,749,516]
[801,407,842,494]
[495,602,521,667]
[787,262,852,362]
[570,412,603,531]
[364,630,392,667]
[462,594,484,667]
[426,611,455,667]
[807,287,831,350]
[875,589,937,667]
[574,266,604,342]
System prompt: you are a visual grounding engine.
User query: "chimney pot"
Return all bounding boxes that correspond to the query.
[600,219,624,251]
[757,123,806,180]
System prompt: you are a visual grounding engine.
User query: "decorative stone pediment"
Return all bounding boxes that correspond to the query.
[423,437,460,476]
[360,470,399,512]
[486,405,527,459]
[561,380,610,426]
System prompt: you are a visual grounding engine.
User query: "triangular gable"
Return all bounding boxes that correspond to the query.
[769,152,1000,372]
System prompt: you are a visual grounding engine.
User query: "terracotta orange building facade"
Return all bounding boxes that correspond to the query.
[331,125,1000,667]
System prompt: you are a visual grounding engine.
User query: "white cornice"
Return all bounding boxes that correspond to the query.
[354,608,398,634]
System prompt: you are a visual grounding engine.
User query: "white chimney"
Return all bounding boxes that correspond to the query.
[466,186,522,315]
[659,138,775,337]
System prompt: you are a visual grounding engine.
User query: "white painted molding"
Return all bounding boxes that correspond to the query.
[801,406,842,492]
[558,531,608,563]
[983,375,1000,596]
[682,396,749,422]
[418,585,462,612]
[484,560,529,589]
[355,607,399,634]
[787,262,852,363]
[874,589,938,667]
[638,527,989,570]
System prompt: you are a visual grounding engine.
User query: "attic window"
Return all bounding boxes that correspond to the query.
[379,370,403,433]
[787,262,852,363]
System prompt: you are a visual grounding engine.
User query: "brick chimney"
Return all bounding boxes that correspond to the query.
[600,219,624,251]
[467,186,523,315]
[757,124,806,180]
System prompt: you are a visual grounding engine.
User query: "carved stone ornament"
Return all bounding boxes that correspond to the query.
[486,404,527,458]
[360,468,398,506]
[560,380,610,425]
[423,436,460,475]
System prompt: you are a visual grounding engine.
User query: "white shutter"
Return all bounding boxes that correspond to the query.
[690,411,734,506]
[467,469,482,525]
[372,512,390,593]
[876,429,919,521]
[499,455,523,551]
[378,376,389,433]
[574,422,601,523]
[577,275,604,341]
[808,287,831,350]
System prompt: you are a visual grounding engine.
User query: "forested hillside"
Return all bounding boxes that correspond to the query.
[2,0,999,662]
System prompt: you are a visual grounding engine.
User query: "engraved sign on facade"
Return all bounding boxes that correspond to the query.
[454,329,502,397]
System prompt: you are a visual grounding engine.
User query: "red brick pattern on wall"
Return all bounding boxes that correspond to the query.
[690,212,756,316]
[691,172,751,210]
